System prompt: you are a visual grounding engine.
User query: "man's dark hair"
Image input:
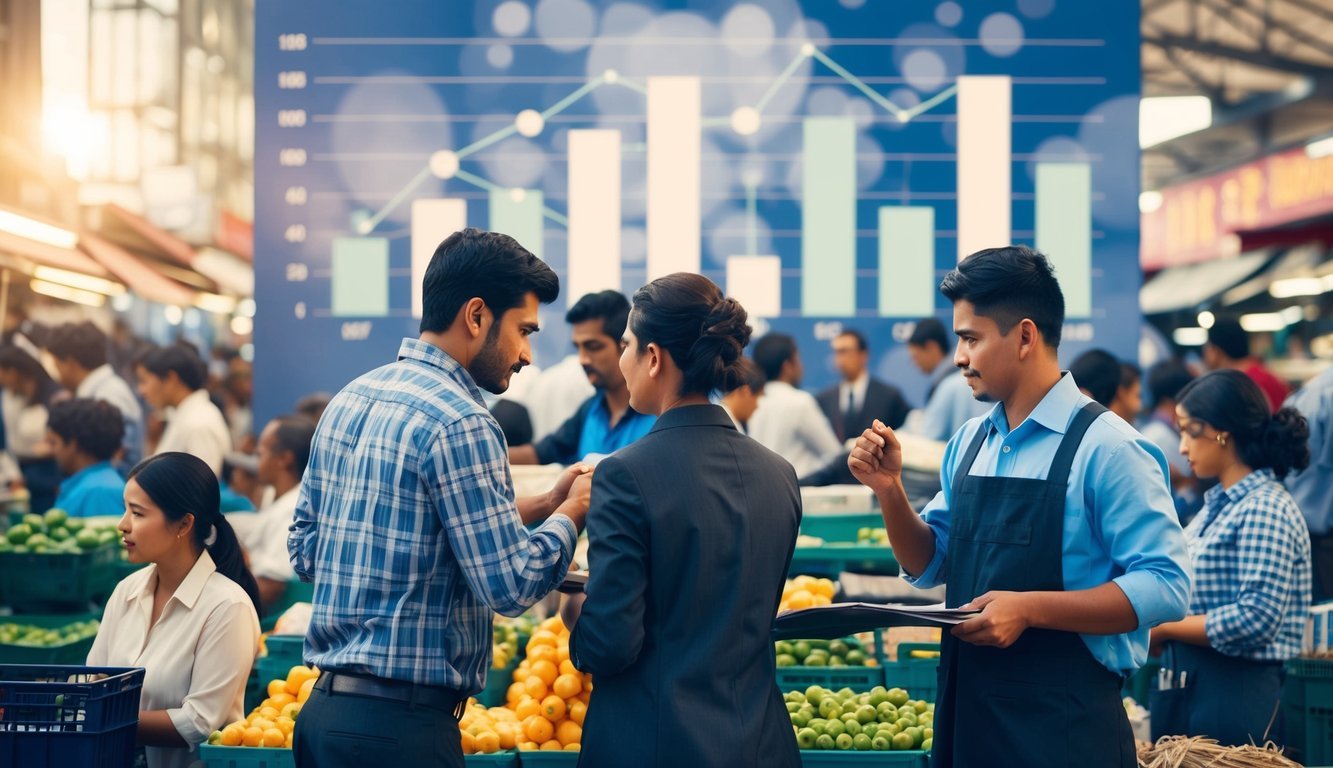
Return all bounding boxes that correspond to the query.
[137,344,208,391]
[1068,349,1122,407]
[728,357,766,394]
[939,246,1065,348]
[1120,361,1141,390]
[752,333,797,382]
[565,290,630,342]
[420,228,559,334]
[836,329,868,352]
[48,398,125,462]
[908,318,950,352]
[1206,318,1250,361]
[269,415,317,478]
[294,391,332,423]
[1146,359,1194,408]
[47,322,109,370]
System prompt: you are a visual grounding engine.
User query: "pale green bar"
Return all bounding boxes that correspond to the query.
[801,117,856,316]
[489,189,544,261]
[878,207,935,317]
[1035,163,1092,318]
[331,237,389,317]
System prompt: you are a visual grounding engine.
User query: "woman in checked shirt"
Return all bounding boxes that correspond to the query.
[1149,369,1312,748]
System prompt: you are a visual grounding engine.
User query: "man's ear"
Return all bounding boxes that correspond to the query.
[1016,318,1041,361]
[459,297,489,340]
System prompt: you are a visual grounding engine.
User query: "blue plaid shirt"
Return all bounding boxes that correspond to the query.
[289,338,577,691]
[1186,468,1311,661]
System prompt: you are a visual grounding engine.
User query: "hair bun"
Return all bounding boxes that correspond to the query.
[1262,406,1310,477]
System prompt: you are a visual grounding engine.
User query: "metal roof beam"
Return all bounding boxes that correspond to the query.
[1143,32,1333,76]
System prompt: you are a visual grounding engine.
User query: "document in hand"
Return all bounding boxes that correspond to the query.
[557,570,588,594]
[773,602,981,640]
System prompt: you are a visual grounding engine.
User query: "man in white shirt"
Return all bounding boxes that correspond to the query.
[47,321,145,472]
[245,414,316,614]
[135,344,232,476]
[746,333,841,477]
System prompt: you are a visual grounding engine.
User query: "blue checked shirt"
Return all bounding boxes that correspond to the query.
[288,338,578,692]
[1185,468,1311,661]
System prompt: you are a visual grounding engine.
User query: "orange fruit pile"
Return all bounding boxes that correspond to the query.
[780,576,836,612]
[496,616,590,752]
[208,665,319,749]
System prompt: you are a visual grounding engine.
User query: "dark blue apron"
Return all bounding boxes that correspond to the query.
[932,402,1135,768]
[1150,636,1285,746]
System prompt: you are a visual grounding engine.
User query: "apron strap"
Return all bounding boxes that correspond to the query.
[950,420,992,501]
[1046,402,1108,488]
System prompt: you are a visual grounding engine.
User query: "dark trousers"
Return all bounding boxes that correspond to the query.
[1312,532,1333,604]
[293,675,465,768]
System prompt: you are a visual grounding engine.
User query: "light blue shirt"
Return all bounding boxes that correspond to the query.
[918,359,989,442]
[905,373,1193,675]
[1285,366,1333,535]
[54,461,126,518]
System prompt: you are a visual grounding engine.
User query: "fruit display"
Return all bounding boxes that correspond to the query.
[496,616,590,753]
[787,685,934,752]
[774,636,876,668]
[856,527,890,546]
[0,617,99,647]
[491,615,533,671]
[0,510,119,554]
[208,665,319,748]
[460,699,522,754]
[779,575,836,612]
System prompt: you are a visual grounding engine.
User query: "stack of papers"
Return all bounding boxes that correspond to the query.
[556,571,588,594]
[773,602,980,640]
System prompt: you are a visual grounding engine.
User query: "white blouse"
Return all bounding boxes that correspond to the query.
[88,549,260,768]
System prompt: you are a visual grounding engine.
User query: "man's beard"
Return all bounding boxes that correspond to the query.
[471,323,520,394]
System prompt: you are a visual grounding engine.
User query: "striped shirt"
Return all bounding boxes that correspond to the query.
[289,338,577,691]
[1186,468,1311,661]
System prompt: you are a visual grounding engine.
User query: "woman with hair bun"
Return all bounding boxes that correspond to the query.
[1149,369,1312,748]
[88,452,261,768]
[562,273,801,768]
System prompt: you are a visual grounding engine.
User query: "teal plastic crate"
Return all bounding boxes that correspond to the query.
[260,580,315,633]
[519,751,578,765]
[477,659,520,707]
[799,514,884,543]
[881,643,939,703]
[0,613,101,665]
[1283,657,1333,765]
[789,545,899,578]
[255,635,307,699]
[776,665,885,692]
[800,750,929,766]
[0,545,119,611]
[468,752,519,766]
[199,745,293,768]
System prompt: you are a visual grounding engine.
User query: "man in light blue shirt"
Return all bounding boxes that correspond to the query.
[848,246,1191,768]
[905,317,988,441]
[46,398,126,518]
[1286,365,1333,601]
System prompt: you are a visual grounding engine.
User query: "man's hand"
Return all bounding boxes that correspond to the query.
[847,420,903,496]
[545,463,593,513]
[951,591,1033,648]
[555,470,594,531]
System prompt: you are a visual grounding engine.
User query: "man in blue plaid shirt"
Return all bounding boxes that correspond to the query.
[289,229,592,768]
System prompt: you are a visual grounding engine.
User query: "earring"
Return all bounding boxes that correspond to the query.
[1216,434,1227,446]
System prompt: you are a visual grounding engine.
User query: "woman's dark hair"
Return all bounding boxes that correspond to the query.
[629,273,752,396]
[47,398,125,461]
[1068,348,1122,408]
[0,345,64,407]
[940,245,1065,348]
[420,228,559,334]
[129,452,262,616]
[1176,369,1310,478]
[137,344,208,391]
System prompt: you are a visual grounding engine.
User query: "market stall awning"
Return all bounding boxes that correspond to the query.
[80,233,196,307]
[0,229,108,276]
[1140,251,1272,314]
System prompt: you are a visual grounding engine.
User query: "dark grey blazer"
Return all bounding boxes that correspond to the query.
[569,404,802,768]
[817,377,911,441]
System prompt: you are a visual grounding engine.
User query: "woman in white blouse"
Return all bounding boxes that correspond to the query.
[89,451,261,768]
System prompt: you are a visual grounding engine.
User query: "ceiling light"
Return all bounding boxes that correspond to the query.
[0,210,78,249]
[29,280,105,308]
[32,266,124,296]
[1173,327,1208,346]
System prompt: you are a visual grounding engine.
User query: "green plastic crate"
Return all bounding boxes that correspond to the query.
[1283,658,1333,765]
[776,665,885,693]
[800,749,929,767]
[800,514,884,543]
[0,612,101,665]
[477,659,520,707]
[468,752,519,766]
[789,545,899,578]
[255,635,307,698]
[260,580,315,633]
[518,751,579,766]
[199,744,293,768]
[0,545,119,611]
[881,643,939,703]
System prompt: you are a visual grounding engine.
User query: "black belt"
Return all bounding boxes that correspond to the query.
[315,670,466,717]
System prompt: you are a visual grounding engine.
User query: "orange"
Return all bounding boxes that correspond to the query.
[578,690,591,705]
[474,731,501,754]
[507,682,526,703]
[269,692,296,709]
[258,706,280,721]
[518,741,538,752]
[286,665,316,696]
[558,660,578,677]
[297,677,316,703]
[250,718,275,732]
[522,676,547,700]
[496,722,518,749]
[523,715,554,744]
[275,716,296,735]
[556,720,582,746]
[540,695,566,722]
[552,674,582,700]
[460,731,476,754]
[513,697,540,721]
[267,679,287,699]
[556,643,570,663]
[540,739,563,751]
[563,743,581,751]
[569,700,587,726]
[527,645,558,666]
[530,659,559,686]
[279,702,302,721]
[262,728,286,747]
[528,630,559,649]
[242,726,264,747]
[285,732,293,748]
[219,724,244,746]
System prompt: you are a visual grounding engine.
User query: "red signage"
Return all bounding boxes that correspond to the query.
[1142,146,1333,269]
[217,208,253,262]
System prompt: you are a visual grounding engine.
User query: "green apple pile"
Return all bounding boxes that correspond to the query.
[787,685,934,752]
[0,510,119,554]
[0,617,100,647]
[856,527,890,546]
[775,636,870,667]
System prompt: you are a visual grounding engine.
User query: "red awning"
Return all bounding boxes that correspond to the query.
[80,233,196,306]
[0,229,108,276]
[104,203,198,268]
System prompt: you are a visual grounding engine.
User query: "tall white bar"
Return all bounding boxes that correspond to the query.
[726,256,781,318]
[646,76,701,280]
[568,130,622,305]
[956,76,1011,261]
[410,198,467,317]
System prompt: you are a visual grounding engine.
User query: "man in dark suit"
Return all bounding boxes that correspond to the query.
[817,329,910,442]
